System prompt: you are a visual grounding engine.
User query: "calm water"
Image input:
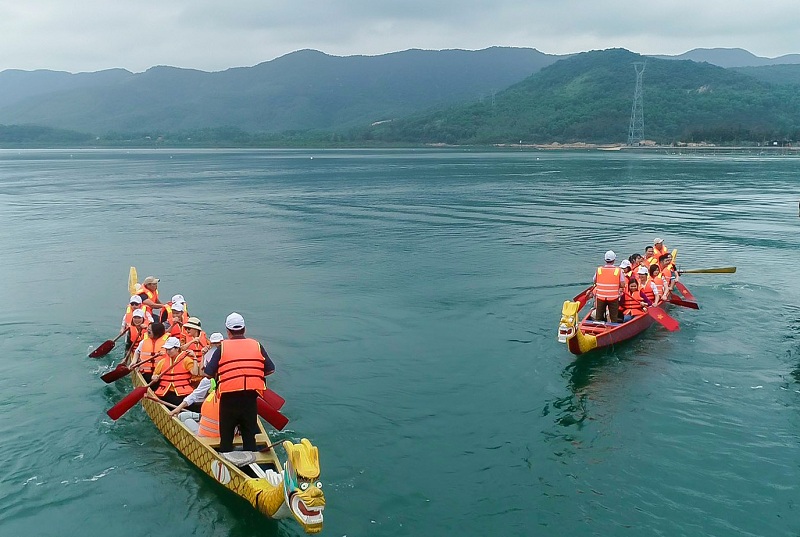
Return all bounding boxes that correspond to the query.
[1,148,799,536]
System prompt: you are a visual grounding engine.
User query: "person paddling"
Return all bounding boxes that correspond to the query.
[181,317,209,385]
[152,337,196,407]
[170,332,224,419]
[621,279,649,321]
[204,312,275,453]
[132,322,169,382]
[121,295,153,351]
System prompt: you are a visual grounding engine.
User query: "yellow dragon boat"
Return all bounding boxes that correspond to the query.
[130,368,326,533]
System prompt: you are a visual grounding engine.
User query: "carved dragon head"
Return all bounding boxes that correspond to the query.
[558,300,581,343]
[282,439,325,534]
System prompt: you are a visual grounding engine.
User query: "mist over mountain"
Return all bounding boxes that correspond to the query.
[1,46,799,146]
[0,48,562,135]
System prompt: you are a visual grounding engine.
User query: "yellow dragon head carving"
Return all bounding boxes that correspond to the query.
[558,300,581,343]
[282,439,325,533]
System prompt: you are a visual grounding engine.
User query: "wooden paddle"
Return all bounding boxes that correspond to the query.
[680,267,736,274]
[669,296,700,310]
[106,356,181,420]
[129,266,138,295]
[256,396,289,431]
[89,330,127,358]
[647,305,680,331]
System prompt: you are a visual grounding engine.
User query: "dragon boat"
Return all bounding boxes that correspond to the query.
[557,282,698,356]
[129,368,326,533]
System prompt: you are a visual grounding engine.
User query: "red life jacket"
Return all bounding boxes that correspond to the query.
[595,266,622,300]
[640,280,657,304]
[154,352,194,397]
[217,338,266,394]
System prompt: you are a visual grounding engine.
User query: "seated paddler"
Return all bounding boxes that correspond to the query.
[621,279,649,322]
[151,336,197,407]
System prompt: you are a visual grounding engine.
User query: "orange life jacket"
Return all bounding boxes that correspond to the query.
[661,266,674,286]
[138,333,169,374]
[654,244,668,260]
[595,266,622,300]
[621,290,646,316]
[198,390,221,438]
[162,302,188,325]
[217,338,266,394]
[640,280,657,303]
[128,323,147,349]
[183,330,209,383]
[650,275,667,298]
[154,352,194,397]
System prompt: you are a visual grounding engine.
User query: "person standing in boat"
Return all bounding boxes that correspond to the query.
[151,337,197,407]
[138,276,167,320]
[204,312,275,453]
[592,250,626,322]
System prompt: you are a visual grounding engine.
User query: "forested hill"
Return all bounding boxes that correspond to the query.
[362,49,800,145]
[0,48,561,135]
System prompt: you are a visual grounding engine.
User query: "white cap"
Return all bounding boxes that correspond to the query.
[132,308,145,318]
[172,302,184,312]
[620,259,631,269]
[654,237,664,244]
[604,250,616,262]
[209,332,224,343]
[129,295,142,304]
[637,266,649,274]
[171,294,185,304]
[225,312,245,330]
[163,337,181,349]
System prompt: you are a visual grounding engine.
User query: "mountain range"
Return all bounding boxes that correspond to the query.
[1,47,799,144]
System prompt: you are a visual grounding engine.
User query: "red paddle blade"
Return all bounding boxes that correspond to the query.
[107,387,147,420]
[669,296,700,310]
[257,396,289,431]
[101,364,132,383]
[261,388,286,410]
[675,281,696,302]
[89,340,115,358]
[648,306,680,332]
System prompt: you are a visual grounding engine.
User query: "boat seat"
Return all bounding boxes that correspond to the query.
[198,432,270,449]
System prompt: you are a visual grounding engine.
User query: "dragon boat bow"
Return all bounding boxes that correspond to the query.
[129,369,326,533]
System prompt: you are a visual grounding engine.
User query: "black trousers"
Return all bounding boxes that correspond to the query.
[218,391,259,452]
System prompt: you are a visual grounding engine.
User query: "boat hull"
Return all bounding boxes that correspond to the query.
[130,371,284,516]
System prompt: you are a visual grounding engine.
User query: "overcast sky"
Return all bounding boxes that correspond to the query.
[1,1,798,73]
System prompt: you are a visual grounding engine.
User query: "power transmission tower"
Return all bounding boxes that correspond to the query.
[627,62,646,145]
